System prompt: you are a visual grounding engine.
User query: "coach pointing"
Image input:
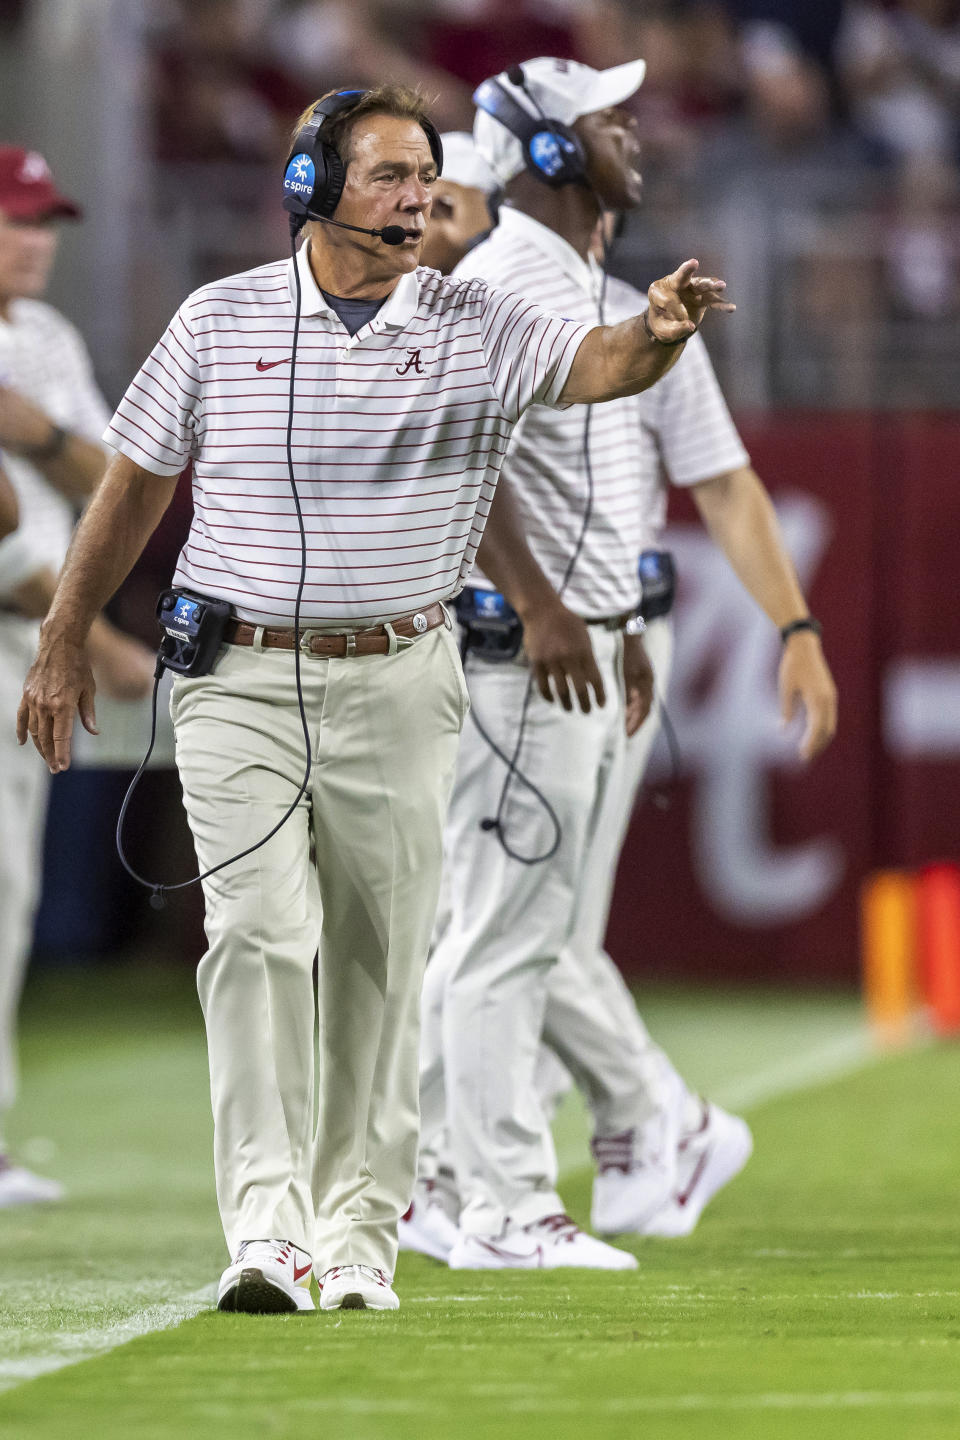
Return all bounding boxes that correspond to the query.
[17,85,733,1314]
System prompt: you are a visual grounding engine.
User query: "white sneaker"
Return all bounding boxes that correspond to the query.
[217,1239,315,1314]
[398,1178,460,1262]
[449,1213,638,1270]
[590,1128,677,1236]
[319,1264,400,1311]
[0,1157,64,1208]
[644,1103,753,1238]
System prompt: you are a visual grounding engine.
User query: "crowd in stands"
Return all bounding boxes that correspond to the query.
[139,0,960,340]
[143,1,960,179]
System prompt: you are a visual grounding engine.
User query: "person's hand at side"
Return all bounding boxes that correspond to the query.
[520,596,606,714]
[622,632,654,737]
[17,629,98,773]
[86,616,156,701]
[779,630,837,761]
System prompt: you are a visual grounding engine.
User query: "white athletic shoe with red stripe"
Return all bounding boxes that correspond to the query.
[449,1213,638,1270]
[217,1239,315,1314]
[643,1102,753,1237]
[318,1265,400,1311]
[398,1178,460,1262]
[590,1128,678,1237]
[0,1156,64,1208]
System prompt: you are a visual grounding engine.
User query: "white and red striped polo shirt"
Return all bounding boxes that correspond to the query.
[104,243,591,626]
[456,208,749,618]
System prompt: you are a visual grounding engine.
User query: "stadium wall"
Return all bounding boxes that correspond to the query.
[609,411,960,987]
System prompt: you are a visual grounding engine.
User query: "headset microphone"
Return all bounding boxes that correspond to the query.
[312,214,408,246]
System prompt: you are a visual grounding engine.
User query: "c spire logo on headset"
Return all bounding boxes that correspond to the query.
[284,153,316,199]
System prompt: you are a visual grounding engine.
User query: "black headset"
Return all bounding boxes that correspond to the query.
[472,65,587,189]
[282,89,445,231]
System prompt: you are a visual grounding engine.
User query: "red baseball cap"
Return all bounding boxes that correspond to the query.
[0,147,81,221]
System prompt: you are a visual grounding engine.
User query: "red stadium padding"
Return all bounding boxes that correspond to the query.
[607,412,960,987]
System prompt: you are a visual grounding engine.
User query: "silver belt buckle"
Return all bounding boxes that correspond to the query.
[297,628,323,655]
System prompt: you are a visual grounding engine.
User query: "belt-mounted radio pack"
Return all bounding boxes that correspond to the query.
[455,587,523,661]
[156,588,232,676]
[638,550,676,623]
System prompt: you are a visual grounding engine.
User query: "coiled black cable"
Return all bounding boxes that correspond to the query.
[116,220,314,907]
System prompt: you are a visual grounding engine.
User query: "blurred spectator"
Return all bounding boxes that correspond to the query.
[576,2,744,183]
[726,0,844,70]
[883,153,960,317]
[424,0,580,89]
[739,17,835,149]
[270,1,474,130]
[836,0,960,164]
[150,0,312,162]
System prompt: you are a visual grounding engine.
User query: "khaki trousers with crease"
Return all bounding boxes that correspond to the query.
[171,625,467,1275]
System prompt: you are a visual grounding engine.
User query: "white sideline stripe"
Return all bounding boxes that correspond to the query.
[506,1391,960,1414]
[713,1027,878,1113]
[283,1391,960,1416]
[0,1286,215,1396]
[555,1024,883,1178]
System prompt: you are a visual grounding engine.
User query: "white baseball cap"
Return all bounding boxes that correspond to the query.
[474,56,647,188]
[438,133,500,196]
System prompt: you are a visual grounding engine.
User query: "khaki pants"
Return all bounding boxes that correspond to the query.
[421,627,628,1235]
[171,625,467,1275]
[419,619,682,1227]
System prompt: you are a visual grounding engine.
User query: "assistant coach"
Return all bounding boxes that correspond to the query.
[17,85,734,1315]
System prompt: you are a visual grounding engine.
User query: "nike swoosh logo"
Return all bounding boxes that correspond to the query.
[477,1239,543,1266]
[674,1147,711,1208]
[256,356,290,371]
[293,1260,313,1282]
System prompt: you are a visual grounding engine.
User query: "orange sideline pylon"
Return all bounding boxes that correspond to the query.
[917,863,960,1036]
[860,871,918,1043]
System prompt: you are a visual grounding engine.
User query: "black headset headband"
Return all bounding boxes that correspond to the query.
[282,89,444,226]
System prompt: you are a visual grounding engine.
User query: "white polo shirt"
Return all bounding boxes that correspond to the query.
[0,298,111,575]
[104,244,592,627]
[455,209,750,618]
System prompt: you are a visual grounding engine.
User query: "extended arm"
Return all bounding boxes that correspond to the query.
[0,384,107,502]
[17,452,179,771]
[561,260,735,406]
[691,464,837,760]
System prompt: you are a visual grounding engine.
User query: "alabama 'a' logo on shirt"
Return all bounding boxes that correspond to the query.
[395,349,427,376]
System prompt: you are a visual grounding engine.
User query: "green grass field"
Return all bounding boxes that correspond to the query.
[1,965,958,1440]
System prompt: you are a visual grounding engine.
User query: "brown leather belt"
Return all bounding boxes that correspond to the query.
[224,600,448,658]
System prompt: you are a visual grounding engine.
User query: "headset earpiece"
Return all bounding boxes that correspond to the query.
[473,74,587,189]
[282,89,444,232]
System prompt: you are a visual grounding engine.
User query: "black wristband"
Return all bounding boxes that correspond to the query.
[780,616,822,644]
[642,309,697,348]
[23,424,68,462]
